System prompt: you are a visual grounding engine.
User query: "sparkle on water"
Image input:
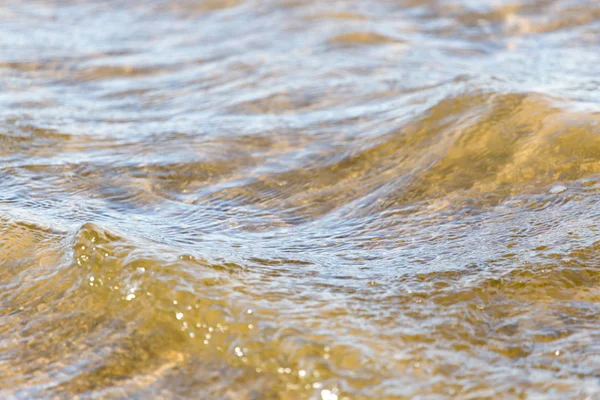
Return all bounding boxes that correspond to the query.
[1,0,600,399]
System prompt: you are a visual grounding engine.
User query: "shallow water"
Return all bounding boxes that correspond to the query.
[1,0,600,398]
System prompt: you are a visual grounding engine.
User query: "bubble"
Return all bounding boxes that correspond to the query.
[321,389,338,400]
[549,185,567,194]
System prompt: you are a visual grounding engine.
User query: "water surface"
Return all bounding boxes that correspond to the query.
[1,0,600,398]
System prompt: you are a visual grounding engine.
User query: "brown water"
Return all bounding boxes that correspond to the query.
[1,0,600,398]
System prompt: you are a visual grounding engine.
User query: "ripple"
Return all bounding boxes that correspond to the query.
[1,0,600,398]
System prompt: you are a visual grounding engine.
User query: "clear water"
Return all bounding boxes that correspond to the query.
[1,0,600,398]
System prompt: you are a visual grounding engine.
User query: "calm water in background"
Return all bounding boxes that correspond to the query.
[1,0,600,398]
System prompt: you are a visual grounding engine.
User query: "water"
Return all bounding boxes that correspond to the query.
[1,0,600,398]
